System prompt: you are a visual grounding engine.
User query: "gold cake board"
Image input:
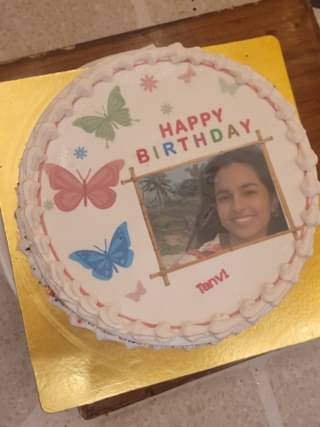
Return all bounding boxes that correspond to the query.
[0,36,320,413]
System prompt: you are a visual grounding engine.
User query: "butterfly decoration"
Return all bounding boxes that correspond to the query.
[44,159,124,212]
[73,86,136,147]
[69,222,134,280]
[177,64,196,83]
[126,280,146,302]
[218,77,240,95]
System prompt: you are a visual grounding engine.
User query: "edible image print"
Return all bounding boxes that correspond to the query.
[137,144,289,269]
[69,222,134,280]
[218,77,240,95]
[140,75,158,92]
[44,160,124,212]
[73,86,136,147]
[126,280,146,302]
[73,146,88,160]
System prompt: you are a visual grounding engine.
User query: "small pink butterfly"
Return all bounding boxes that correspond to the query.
[44,160,124,212]
[126,281,146,302]
[178,64,196,83]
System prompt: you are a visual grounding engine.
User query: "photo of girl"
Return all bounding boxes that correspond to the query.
[184,145,288,262]
[137,144,289,269]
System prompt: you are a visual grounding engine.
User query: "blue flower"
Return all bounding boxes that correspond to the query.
[74,146,88,160]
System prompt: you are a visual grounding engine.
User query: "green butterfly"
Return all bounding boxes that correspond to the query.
[218,77,240,95]
[73,86,135,147]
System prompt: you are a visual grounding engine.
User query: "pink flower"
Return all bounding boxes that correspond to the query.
[140,75,158,92]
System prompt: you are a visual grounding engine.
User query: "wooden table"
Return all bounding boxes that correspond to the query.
[1,0,320,419]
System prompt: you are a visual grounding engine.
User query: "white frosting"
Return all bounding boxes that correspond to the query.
[155,322,176,340]
[25,147,46,172]
[251,75,274,98]
[98,303,124,329]
[301,172,320,197]
[209,314,240,338]
[32,123,59,148]
[286,120,307,143]
[21,179,40,205]
[62,279,81,300]
[274,101,295,121]
[239,298,267,321]
[261,281,292,305]
[181,322,208,342]
[49,261,65,284]
[32,234,51,258]
[301,199,320,226]
[233,64,253,85]
[16,44,319,348]
[296,145,318,171]
[295,227,315,257]
[129,320,153,341]
[279,256,305,283]
[79,295,99,317]
[71,78,95,99]
[23,206,43,233]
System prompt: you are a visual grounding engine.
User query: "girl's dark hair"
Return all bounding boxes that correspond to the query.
[187,145,288,250]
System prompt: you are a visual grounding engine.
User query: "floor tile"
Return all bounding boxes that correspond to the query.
[0,0,261,63]
[145,0,259,25]
[267,339,320,427]
[0,0,137,62]
[101,365,269,427]
[0,274,37,427]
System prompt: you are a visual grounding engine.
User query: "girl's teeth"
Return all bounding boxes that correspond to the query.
[235,216,252,223]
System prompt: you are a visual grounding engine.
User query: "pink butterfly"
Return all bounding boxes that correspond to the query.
[126,281,146,302]
[44,160,124,212]
[178,64,196,83]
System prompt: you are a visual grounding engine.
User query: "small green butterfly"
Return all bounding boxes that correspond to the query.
[218,77,240,95]
[73,86,136,147]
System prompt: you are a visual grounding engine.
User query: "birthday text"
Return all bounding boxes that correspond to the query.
[136,108,252,165]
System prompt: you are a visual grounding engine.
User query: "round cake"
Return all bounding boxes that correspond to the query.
[17,43,320,348]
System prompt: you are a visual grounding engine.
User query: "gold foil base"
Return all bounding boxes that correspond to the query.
[0,36,319,413]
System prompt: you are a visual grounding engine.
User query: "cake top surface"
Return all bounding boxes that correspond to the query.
[17,44,319,347]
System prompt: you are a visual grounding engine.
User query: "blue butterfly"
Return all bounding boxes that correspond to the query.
[69,222,134,280]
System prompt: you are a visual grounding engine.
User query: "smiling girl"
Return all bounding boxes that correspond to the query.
[183,145,288,261]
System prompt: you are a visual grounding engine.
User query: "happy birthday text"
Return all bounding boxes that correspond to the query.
[136,108,252,165]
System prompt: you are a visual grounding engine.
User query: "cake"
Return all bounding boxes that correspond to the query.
[16,43,319,348]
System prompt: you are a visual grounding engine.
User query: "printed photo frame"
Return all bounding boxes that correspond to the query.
[122,131,296,286]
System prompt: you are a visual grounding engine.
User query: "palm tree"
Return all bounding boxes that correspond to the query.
[140,174,174,209]
[184,162,207,181]
[181,162,207,197]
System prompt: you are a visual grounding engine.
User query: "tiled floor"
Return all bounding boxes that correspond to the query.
[1,2,320,427]
[0,0,260,63]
